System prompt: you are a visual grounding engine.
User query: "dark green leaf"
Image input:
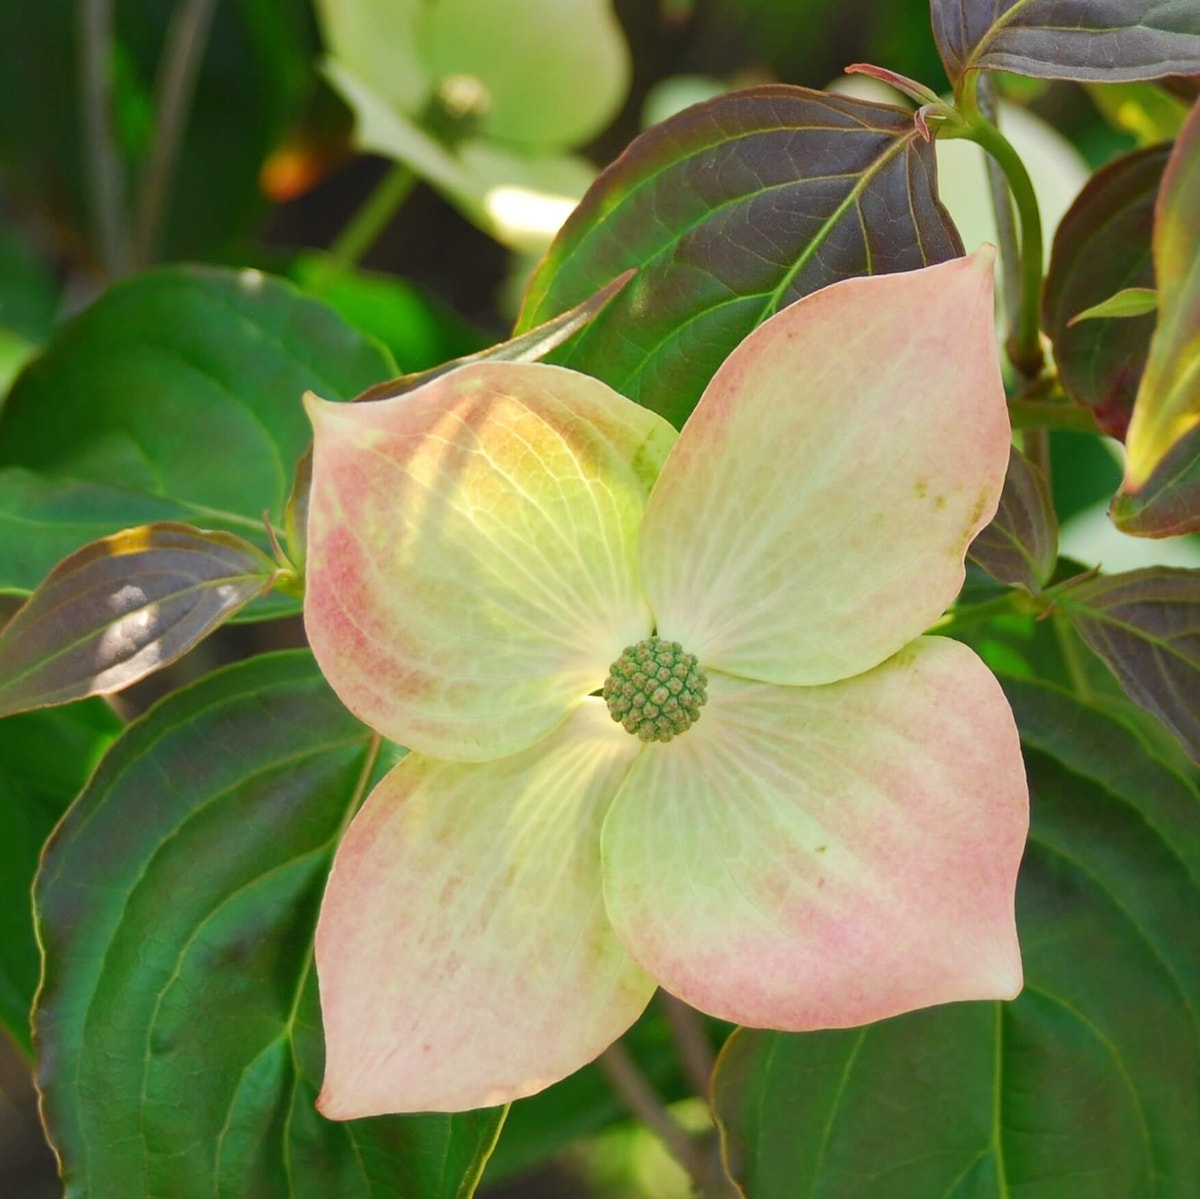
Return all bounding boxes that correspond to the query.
[1042,144,1168,439]
[1111,424,1200,537]
[713,677,1200,1197]
[0,266,394,615]
[1055,567,1200,762]
[931,0,1200,85]
[517,86,962,428]
[34,651,503,1198]
[290,253,486,374]
[0,700,121,1053]
[0,523,276,718]
[969,445,1058,589]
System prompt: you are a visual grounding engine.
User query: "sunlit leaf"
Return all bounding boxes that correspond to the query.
[931,0,1200,86]
[1055,567,1200,762]
[1069,286,1159,323]
[713,677,1200,1197]
[518,86,962,428]
[1086,80,1194,145]
[0,524,276,718]
[34,651,504,1198]
[969,445,1058,589]
[0,699,120,1053]
[1042,143,1168,439]
[1124,98,1200,490]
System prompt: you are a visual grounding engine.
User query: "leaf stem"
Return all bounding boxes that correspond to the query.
[659,993,717,1100]
[79,0,133,277]
[599,1042,737,1198]
[952,75,1045,378]
[323,163,417,278]
[1007,398,1099,434]
[134,0,219,268]
[974,75,1023,341]
[934,588,1040,635]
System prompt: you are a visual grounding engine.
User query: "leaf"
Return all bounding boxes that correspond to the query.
[517,85,962,428]
[1069,286,1159,324]
[1086,81,1194,145]
[1124,98,1200,490]
[34,651,504,1198]
[931,0,1200,86]
[1111,424,1200,537]
[0,524,276,718]
[0,266,394,616]
[713,677,1200,1198]
[0,699,121,1053]
[1042,143,1168,439]
[1055,567,1200,762]
[969,445,1058,589]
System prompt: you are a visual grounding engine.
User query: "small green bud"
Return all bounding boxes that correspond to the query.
[602,637,707,742]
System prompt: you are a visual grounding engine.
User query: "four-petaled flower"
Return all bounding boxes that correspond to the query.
[303,249,1029,1118]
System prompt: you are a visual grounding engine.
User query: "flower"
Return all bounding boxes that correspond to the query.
[303,249,1029,1118]
[314,0,630,250]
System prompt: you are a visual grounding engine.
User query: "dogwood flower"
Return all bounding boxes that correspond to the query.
[303,249,1029,1118]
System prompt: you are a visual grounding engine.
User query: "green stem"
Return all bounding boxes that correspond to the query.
[1021,426,1052,493]
[324,163,416,276]
[1007,398,1099,434]
[933,589,1040,636]
[952,76,1045,378]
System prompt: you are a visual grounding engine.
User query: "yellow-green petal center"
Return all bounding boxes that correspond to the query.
[602,636,707,743]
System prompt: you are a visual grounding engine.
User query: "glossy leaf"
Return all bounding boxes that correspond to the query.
[0,700,121,1053]
[1043,144,1168,439]
[34,651,504,1198]
[713,677,1200,1198]
[1069,286,1159,323]
[969,445,1058,589]
[1124,98,1200,490]
[1111,425,1200,537]
[517,85,962,428]
[931,0,1200,86]
[0,524,275,718]
[1055,567,1200,762]
[0,267,394,616]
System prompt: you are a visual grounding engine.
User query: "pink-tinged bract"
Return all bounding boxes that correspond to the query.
[304,362,676,761]
[600,637,1026,1029]
[639,251,1010,686]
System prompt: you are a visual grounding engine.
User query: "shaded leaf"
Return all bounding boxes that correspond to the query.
[1111,424,1200,536]
[931,0,1200,86]
[0,699,121,1053]
[34,651,504,1198]
[517,86,962,428]
[0,523,276,718]
[713,677,1200,1198]
[1070,285,1159,323]
[0,266,394,617]
[1124,97,1200,490]
[1055,567,1200,761]
[1042,143,1168,439]
[969,445,1058,589]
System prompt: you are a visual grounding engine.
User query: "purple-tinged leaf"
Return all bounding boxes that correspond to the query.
[1111,425,1200,536]
[0,524,276,718]
[1123,98,1200,492]
[969,445,1058,590]
[517,86,962,428]
[1056,567,1200,761]
[1042,144,1168,439]
[932,0,1200,86]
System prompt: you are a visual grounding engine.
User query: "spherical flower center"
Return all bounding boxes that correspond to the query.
[602,637,708,743]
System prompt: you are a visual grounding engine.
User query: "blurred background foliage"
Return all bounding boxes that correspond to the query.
[0,1,1195,1195]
